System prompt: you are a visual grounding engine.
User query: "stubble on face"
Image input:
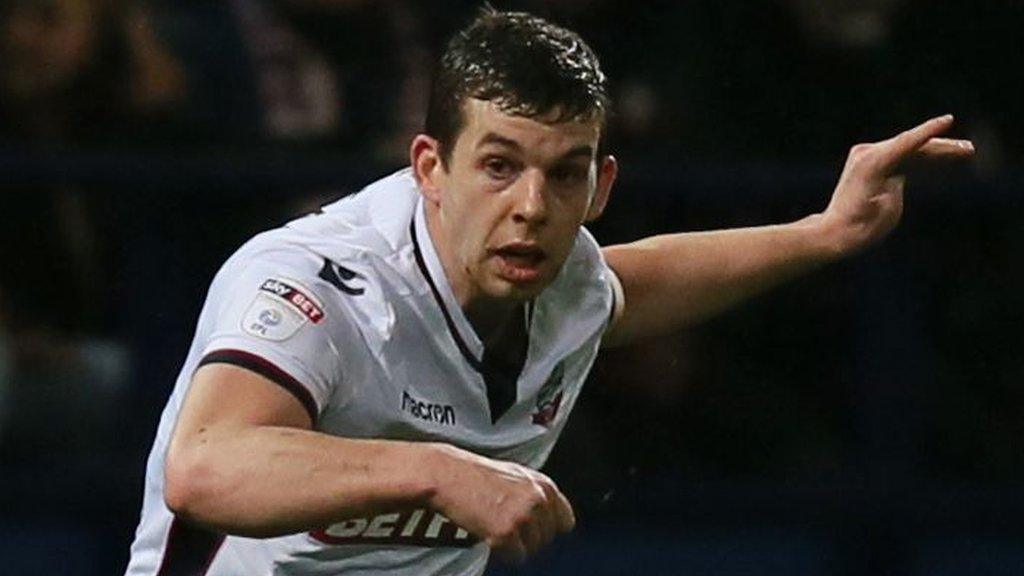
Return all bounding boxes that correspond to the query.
[424,99,602,319]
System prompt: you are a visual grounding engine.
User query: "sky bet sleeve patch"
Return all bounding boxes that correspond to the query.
[242,278,325,341]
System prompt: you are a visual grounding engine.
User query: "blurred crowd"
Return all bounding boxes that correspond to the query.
[1,1,1022,158]
[0,4,1022,571]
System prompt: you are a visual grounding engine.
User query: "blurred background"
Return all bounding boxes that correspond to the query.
[0,1,1021,574]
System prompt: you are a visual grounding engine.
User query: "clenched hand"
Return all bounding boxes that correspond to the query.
[427,444,575,563]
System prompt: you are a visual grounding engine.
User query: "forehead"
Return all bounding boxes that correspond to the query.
[456,98,601,159]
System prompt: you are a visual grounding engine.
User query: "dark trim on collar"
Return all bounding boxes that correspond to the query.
[410,217,485,373]
[410,213,536,423]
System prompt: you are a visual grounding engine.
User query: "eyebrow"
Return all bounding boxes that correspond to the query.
[477,132,523,151]
[477,132,595,162]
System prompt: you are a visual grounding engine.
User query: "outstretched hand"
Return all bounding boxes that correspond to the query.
[820,114,975,256]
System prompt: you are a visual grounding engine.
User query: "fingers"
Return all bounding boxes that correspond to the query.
[520,488,556,555]
[885,114,955,161]
[916,137,976,160]
[488,505,547,563]
[440,454,574,563]
[488,472,575,562]
[520,511,548,555]
[491,536,529,564]
[551,483,576,532]
[519,476,573,554]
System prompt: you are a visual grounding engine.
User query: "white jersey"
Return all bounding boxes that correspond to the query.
[125,168,617,576]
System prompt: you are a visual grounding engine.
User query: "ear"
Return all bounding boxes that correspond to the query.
[585,155,618,222]
[411,134,445,204]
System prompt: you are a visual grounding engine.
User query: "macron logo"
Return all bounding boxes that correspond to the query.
[401,391,456,426]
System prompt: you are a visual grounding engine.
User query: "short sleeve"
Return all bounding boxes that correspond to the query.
[572,226,620,334]
[197,253,351,422]
[603,263,625,333]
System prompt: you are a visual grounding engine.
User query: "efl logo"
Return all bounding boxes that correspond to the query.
[310,509,477,548]
[259,279,324,323]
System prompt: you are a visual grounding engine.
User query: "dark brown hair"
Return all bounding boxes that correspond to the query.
[424,8,608,165]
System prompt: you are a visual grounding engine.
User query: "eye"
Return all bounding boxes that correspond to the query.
[482,156,517,180]
[549,165,589,186]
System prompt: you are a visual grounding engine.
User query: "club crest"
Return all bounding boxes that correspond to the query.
[532,362,565,427]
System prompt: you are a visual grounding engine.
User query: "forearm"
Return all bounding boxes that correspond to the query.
[164,426,440,538]
[603,214,839,345]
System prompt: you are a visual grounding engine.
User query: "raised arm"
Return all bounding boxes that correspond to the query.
[163,363,574,559]
[602,115,974,347]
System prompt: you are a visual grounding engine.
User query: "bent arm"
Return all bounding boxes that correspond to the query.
[163,363,576,557]
[602,214,837,347]
[163,363,438,538]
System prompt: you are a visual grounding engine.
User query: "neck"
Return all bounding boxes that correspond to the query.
[465,298,523,349]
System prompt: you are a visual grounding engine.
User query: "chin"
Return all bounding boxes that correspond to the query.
[486,276,551,302]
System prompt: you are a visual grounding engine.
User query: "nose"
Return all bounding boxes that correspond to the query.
[512,169,548,226]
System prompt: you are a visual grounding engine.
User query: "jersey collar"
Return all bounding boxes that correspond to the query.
[412,198,486,368]
[413,198,539,423]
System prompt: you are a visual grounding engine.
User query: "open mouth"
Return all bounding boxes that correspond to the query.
[495,244,545,265]
[492,243,547,282]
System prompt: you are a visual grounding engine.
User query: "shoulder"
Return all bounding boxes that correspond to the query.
[205,168,422,339]
[540,226,616,325]
[285,167,420,257]
[215,232,332,297]
[218,167,422,296]
[218,235,391,324]
[560,226,615,293]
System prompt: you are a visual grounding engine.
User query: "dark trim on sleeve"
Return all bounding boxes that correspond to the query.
[198,349,319,423]
[600,264,621,335]
[606,275,618,331]
[156,517,224,576]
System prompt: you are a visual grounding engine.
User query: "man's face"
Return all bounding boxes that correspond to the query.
[415,98,615,306]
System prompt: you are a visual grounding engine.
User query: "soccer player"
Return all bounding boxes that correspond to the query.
[124,8,974,576]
